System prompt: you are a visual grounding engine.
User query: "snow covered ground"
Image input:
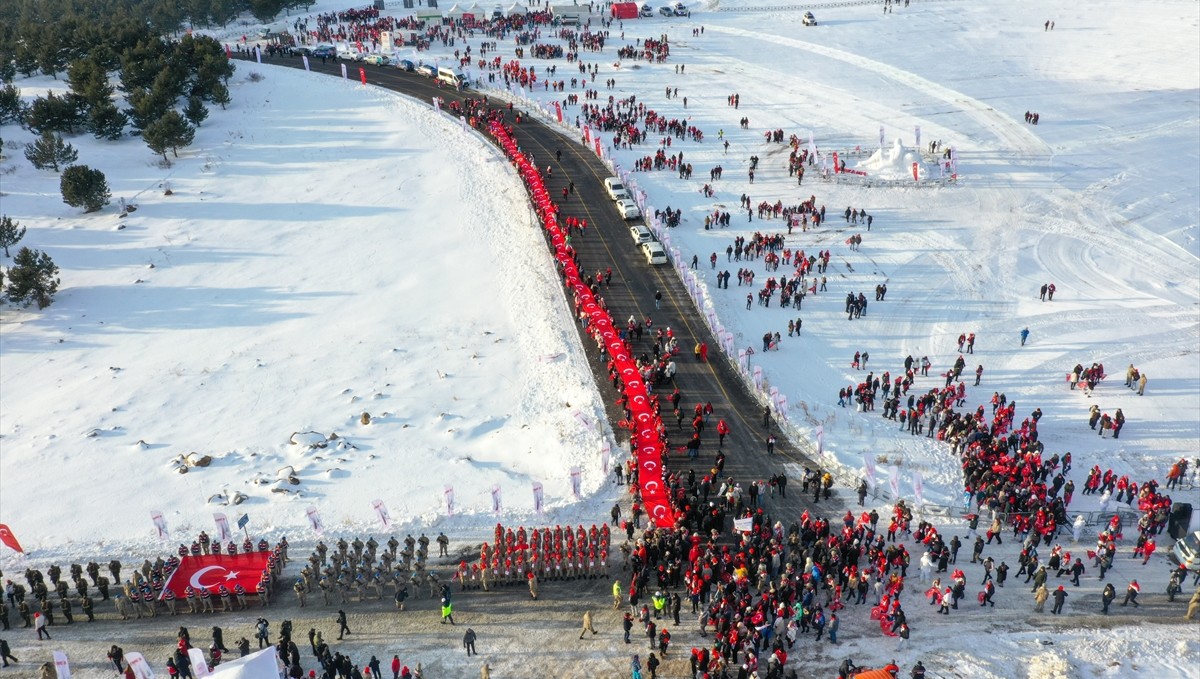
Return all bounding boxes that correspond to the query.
[1,0,1199,676]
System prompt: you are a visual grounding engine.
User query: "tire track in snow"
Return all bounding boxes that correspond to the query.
[705,25,1051,158]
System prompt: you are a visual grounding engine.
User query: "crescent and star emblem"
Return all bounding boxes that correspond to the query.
[189,565,240,589]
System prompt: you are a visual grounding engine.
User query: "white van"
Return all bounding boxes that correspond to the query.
[1172,531,1200,571]
[437,67,468,88]
[643,241,668,265]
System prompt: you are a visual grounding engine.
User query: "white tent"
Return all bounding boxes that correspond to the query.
[465,2,484,15]
[506,2,526,15]
[208,648,282,679]
[445,3,466,17]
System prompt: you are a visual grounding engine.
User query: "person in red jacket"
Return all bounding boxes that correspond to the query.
[391,655,401,679]
[716,419,730,447]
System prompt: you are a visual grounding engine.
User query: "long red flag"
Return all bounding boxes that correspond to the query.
[0,524,24,553]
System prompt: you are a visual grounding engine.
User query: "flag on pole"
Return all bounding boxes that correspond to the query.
[359,66,367,85]
[444,486,456,516]
[150,511,169,540]
[863,454,877,489]
[341,63,348,79]
[187,648,211,678]
[306,506,324,536]
[125,652,155,679]
[52,651,71,679]
[236,514,249,530]
[213,513,231,543]
[569,467,582,498]
[0,524,24,553]
[432,96,440,112]
[371,499,392,529]
[255,47,262,64]
[601,440,611,478]
[815,425,825,456]
[532,482,544,515]
[302,55,310,71]
[879,125,885,150]
[889,465,901,499]
[491,484,502,514]
[914,125,921,151]
[913,471,925,505]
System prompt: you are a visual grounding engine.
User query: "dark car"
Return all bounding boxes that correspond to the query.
[289,46,313,56]
[395,59,416,72]
[312,45,336,58]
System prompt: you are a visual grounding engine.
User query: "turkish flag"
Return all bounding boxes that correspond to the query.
[0,524,23,553]
[159,552,272,600]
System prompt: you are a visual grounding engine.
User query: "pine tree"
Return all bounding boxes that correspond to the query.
[25,91,82,134]
[87,101,128,140]
[67,57,114,110]
[4,247,60,309]
[144,110,195,160]
[0,84,22,125]
[24,130,79,171]
[60,165,111,213]
[184,95,208,127]
[210,81,230,110]
[0,215,26,257]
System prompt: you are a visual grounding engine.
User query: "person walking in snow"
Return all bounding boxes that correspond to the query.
[1020,327,1030,346]
[580,610,598,639]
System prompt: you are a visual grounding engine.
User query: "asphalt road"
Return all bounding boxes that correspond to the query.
[239,52,830,524]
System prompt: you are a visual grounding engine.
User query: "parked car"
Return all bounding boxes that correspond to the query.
[603,177,630,201]
[618,200,643,221]
[658,6,673,16]
[289,46,313,56]
[672,2,688,16]
[1172,531,1200,571]
[629,224,653,245]
[639,3,654,17]
[643,241,668,265]
[802,11,817,25]
[362,53,391,66]
[337,48,363,61]
[312,45,336,59]
[394,59,416,72]
[416,64,437,77]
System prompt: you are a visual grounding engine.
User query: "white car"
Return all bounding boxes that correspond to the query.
[362,54,391,66]
[618,200,642,221]
[643,241,668,265]
[1173,531,1200,571]
[802,11,817,25]
[337,48,363,61]
[672,2,688,16]
[629,224,653,245]
[604,177,630,201]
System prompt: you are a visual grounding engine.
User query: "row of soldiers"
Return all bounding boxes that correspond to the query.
[292,534,453,608]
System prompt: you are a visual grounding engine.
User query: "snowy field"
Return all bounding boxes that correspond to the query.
[1,0,1199,676]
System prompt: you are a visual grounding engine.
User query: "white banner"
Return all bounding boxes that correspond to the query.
[573,410,595,432]
[913,471,925,506]
[381,31,393,52]
[777,395,789,420]
[432,96,440,111]
[914,125,921,152]
[341,63,348,79]
[126,652,155,679]
[807,130,817,159]
[889,465,901,499]
[302,55,310,71]
[863,455,877,489]
[444,486,456,516]
[371,499,392,529]
[213,513,231,543]
[532,482,544,516]
[601,440,611,478]
[53,651,71,679]
[816,425,824,456]
[150,511,169,540]
[733,517,754,532]
[752,365,764,390]
[570,467,582,499]
[491,484,502,515]
[306,506,324,536]
[255,47,262,63]
[188,648,212,678]
[879,125,885,150]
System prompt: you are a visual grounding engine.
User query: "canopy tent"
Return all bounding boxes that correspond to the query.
[445,3,466,17]
[506,2,527,14]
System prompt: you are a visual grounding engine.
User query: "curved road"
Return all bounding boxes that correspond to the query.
[240,53,832,523]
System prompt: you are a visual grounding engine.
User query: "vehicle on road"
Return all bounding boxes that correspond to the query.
[643,241,668,265]
[604,177,630,201]
[672,2,688,16]
[1172,531,1200,571]
[394,59,416,72]
[289,46,313,56]
[437,66,469,88]
[416,64,437,77]
[803,11,817,25]
[312,45,336,59]
[618,200,643,221]
[630,224,653,245]
[337,48,363,61]
[639,3,654,17]
[658,6,673,16]
[362,53,391,66]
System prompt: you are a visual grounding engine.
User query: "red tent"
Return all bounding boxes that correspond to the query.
[611,2,639,19]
